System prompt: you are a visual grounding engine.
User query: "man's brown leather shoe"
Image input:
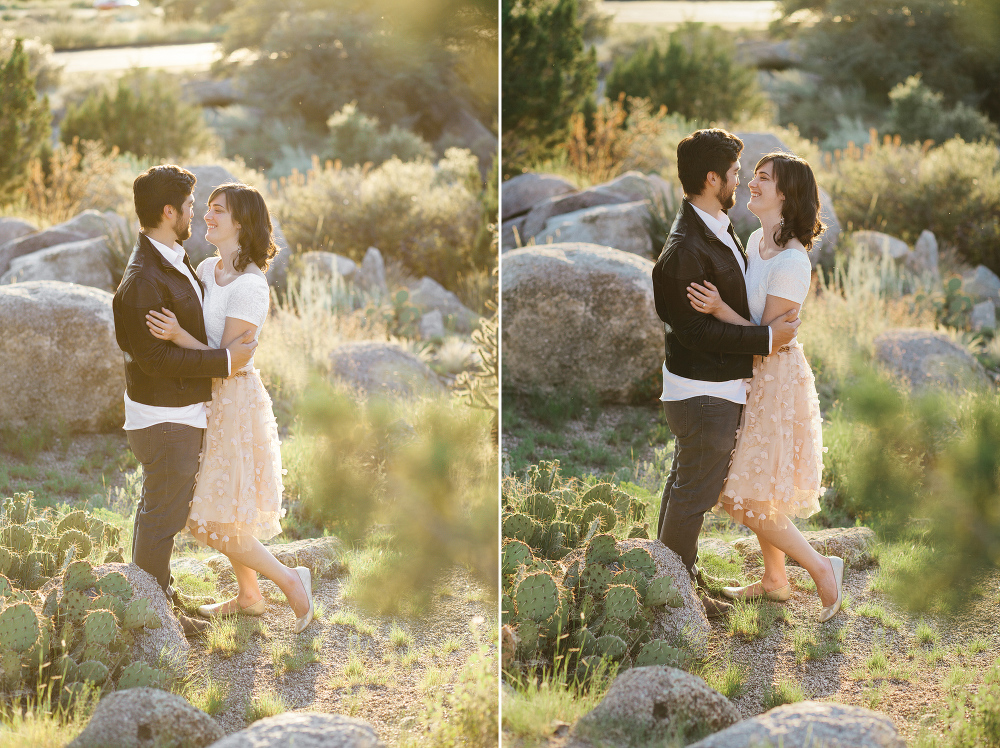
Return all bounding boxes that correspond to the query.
[177,611,209,637]
[699,592,734,619]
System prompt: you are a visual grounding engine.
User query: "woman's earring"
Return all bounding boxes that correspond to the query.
[779,216,785,227]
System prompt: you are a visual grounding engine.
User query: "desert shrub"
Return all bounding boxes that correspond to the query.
[61,69,214,161]
[827,133,1000,275]
[763,71,880,145]
[562,94,675,185]
[605,24,767,124]
[213,108,323,175]
[0,28,61,91]
[272,149,482,290]
[0,39,50,205]
[162,0,236,23]
[502,0,597,173]
[24,138,135,224]
[325,103,434,167]
[885,76,999,146]
[781,0,1000,122]
[839,372,999,612]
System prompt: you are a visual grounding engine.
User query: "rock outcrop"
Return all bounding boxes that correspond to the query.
[1,237,115,291]
[329,341,445,398]
[209,713,386,748]
[874,328,991,393]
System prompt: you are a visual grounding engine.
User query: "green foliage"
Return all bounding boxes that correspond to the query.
[828,136,1000,275]
[501,0,597,170]
[502,461,686,686]
[840,372,1000,611]
[886,76,999,146]
[454,265,499,432]
[60,69,213,161]
[161,0,236,23]
[605,25,767,124]
[0,39,50,205]
[938,657,1000,747]
[325,103,434,167]
[273,149,483,290]
[914,277,975,333]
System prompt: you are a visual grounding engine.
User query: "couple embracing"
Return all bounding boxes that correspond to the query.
[652,129,844,623]
[112,165,314,637]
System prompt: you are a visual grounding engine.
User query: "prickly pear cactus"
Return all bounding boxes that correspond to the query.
[96,572,132,600]
[582,501,617,533]
[513,572,560,623]
[0,525,33,554]
[634,639,686,668]
[0,602,40,653]
[645,576,684,608]
[117,661,168,690]
[75,659,110,686]
[523,493,557,522]
[620,547,657,578]
[596,634,627,661]
[585,534,619,566]
[605,584,640,621]
[59,531,93,562]
[63,560,97,592]
[56,511,89,535]
[502,540,533,576]
[83,610,118,647]
[503,513,541,545]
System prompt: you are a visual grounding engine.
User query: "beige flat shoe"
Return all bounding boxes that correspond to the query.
[293,566,314,634]
[818,556,845,623]
[197,597,265,618]
[722,581,791,602]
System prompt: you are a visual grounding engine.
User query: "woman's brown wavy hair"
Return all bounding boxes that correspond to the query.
[208,182,279,272]
[755,152,826,250]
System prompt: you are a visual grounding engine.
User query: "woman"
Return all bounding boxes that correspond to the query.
[145,183,314,633]
[685,152,844,623]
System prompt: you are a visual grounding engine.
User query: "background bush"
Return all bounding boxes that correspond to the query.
[273,149,483,291]
[605,24,767,124]
[325,103,435,167]
[885,76,999,146]
[61,70,214,161]
[826,135,1000,274]
[0,39,50,205]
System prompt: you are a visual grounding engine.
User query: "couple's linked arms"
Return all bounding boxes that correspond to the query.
[146,308,258,372]
[687,280,801,340]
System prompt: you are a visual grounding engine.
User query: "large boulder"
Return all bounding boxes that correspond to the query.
[971,299,997,332]
[874,328,991,393]
[519,187,633,244]
[67,687,223,748]
[406,276,480,333]
[572,666,739,747]
[535,201,654,258]
[182,164,292,288]
[0,226,88,276]
[733,526,877,568]
[600,171,674,203]
[962,264,1000,303]
[501,216,527,251]
[0,217,37,246]
[732,132,840,264]
[688,701,905,748]
[501,244,663,402]
[59,209,129,242]
[502,173,577,220]
[910,230,939,276]
[298,251,357,283]
[329,341,445,398]
[357,246,388,296]
[209,713,385,748]
[0,281,125,432]
[1,237,115,291]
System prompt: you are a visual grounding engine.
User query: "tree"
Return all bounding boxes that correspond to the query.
[501,0,597,172]
[0,39,50,205]
[60,70,212,161]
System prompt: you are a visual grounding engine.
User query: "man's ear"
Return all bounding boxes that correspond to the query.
[704,171,722,191]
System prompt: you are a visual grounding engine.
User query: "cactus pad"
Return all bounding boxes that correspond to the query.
[580,484,614,506]
[604,583,641,620]
[634,640,686,668]
[523,493,557,522]
[580,564,613,596]
[117,661,167,691]
[572,627,598,657]
[103,548,126,564]
[0,526,33,554]
[645,576,683,608]
[585,534,619,567]
[501,594,513,625]
[502,539,533,576]
[83,610,118,647]
[63,560,97,592]
[620,547,656,578]
[26,550,56,578]
[0,602,39,653]
[596,634,627,660]
[60,589,91,624]
[514,572,560,623]
[0,548,13,577]
[59,531,93,562]
[527,460,560,493]
[515,620,540,657]
[548,520,579,547]
[614,569,648,598]
[503,513,541,546]
[627,523,650,539]
[75,660,109,686]
[581,501,617,533]
[122,597,158,630]
[599,616,629,641]
[96,572,132,600]
[57,511,89,535]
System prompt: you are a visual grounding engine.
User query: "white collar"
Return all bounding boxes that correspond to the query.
[145,234,185,266]
[689,202,732,236]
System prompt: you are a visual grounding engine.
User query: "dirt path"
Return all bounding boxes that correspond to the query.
[185,566,496,745]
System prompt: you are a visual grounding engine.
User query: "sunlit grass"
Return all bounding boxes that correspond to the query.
[245,689,287,723]
[761,677,805,710]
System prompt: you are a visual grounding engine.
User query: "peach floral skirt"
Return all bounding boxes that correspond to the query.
[187,368,285,553]
[715,342,825,531]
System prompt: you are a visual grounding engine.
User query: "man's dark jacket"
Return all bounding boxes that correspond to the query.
[651,200,769,381]
[112,233,228,407]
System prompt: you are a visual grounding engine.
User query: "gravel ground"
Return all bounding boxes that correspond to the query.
[187,566,496,745]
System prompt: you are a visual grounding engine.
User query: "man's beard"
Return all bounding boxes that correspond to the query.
[173,212,192,242]
[718,179,737,211]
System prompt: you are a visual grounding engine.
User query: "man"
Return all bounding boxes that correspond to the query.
[651,129,800,618]
[113,165,257,636]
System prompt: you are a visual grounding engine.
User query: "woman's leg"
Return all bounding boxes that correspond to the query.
[756,534,789,591]
[202,535,309,617]
[752,516,838,606]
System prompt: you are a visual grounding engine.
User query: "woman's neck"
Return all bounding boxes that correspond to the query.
[758,211,784,254]
[216,240,240,274]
